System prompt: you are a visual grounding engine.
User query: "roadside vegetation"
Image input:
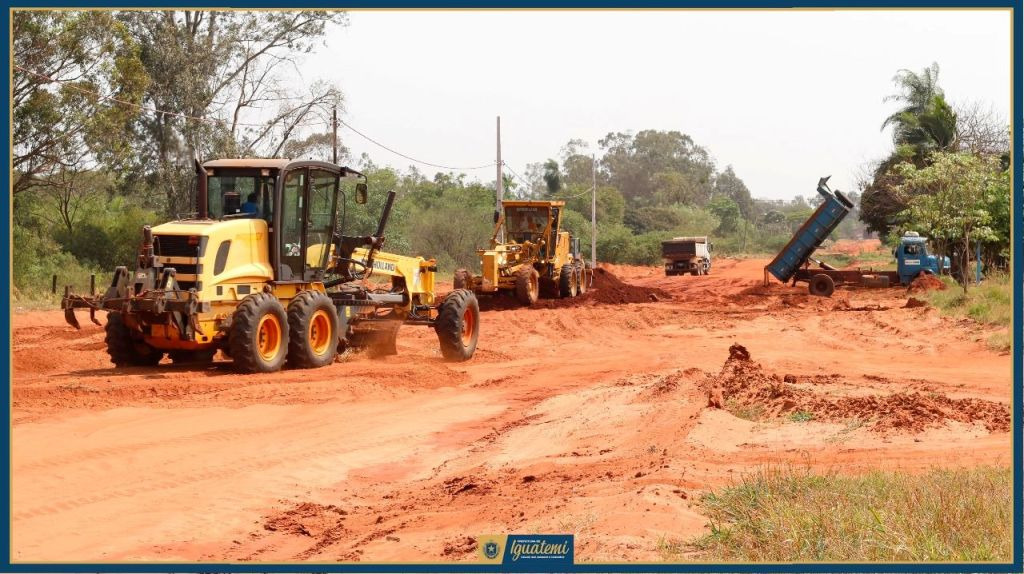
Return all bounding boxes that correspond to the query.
[669,465,1012,562]
[925,273,1011,351]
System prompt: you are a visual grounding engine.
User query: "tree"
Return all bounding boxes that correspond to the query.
[13,11,148,194]
[542,159,562,195]
[714,166,754,219]
[895,152,1004,292]
[707,196,741,234]
[881,63,957,160]
[119,10,347,214]
[598,130,715,205]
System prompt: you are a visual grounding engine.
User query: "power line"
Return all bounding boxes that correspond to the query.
[501,160,532,191]
[337,118,494,172]
[19,63,497,172]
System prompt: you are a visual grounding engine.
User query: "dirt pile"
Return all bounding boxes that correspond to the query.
[908,273,946,293]
[481,267,671,310]
[702,344,1010,433]
[587,267,671,305]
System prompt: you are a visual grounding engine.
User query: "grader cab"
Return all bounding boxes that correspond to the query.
[454,200,592,306]
[62,158,480,373]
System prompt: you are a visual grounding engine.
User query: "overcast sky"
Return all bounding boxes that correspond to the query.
[299,9,1011,201]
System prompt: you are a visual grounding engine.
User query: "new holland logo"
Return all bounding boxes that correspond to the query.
[483,540,500,560]
[372,260,396,272]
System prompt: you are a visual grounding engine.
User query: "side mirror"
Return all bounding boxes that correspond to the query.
[493,210,501,224]
[355,183,368,205]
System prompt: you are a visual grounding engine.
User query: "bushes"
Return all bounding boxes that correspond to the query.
[13,225,105,303]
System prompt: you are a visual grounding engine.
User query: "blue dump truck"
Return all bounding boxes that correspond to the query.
[764,176,950,297]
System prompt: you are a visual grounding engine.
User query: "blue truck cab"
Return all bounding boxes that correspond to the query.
[894,232,950,285]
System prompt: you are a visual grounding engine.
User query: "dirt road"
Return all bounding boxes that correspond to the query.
[11,256,1011,562]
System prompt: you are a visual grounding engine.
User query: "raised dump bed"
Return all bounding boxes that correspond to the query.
[765,176,855,284]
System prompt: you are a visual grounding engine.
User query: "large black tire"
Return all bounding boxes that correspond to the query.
[514,266,540,305]
[576,261,588,294]
[229,292,289,373]
[169,348,217,365]
[435,289,480,361]
[808,274,836,298]
[453,268,471,290]
[558,264,579,298]
[287,290,339,369]
[105,312,164,367]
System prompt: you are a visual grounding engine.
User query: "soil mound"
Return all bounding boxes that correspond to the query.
[907,273,946,293]
[478,267,670,310]
[702,344,1009,433]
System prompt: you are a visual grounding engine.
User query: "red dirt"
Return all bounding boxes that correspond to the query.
[908,272,947,293]
[11,252,1011,563]
[702,344,1009,433]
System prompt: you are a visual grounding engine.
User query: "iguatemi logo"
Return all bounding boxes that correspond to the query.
[483,539,500,560]
[476,534,573,566]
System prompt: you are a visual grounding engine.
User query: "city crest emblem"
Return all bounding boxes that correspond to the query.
[483,540,500,560]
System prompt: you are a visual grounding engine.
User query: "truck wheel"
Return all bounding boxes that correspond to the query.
[576,262,588,294]
[515,266,539,305]
[558,264,578,298]
[704,262,711,276]
[453,268,471,290]
[229,292,289,373]
[287,290,339,369]
[808,274,835,297]
[169,349,217,365]
[105,312,164,367]
[435,289,479,361]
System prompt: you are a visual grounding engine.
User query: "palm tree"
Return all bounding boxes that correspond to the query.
[881,63,957,159]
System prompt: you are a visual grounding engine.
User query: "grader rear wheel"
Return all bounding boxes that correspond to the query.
[435,289,480,361]
[229,292,290,373]
[515,266,540,305]
[287,290,338,369]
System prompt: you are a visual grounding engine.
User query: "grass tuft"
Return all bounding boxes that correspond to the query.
[687,465,1011,562]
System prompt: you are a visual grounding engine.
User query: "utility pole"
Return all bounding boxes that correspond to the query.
[332,107,338,164]
[591,153,597,269]
[496,116,504,242]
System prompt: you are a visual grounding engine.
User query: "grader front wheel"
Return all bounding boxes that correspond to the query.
[106,312,164,367]
[559,264,578,298]
[515,266,540,305]
[287,290,338,369]
[435,289,480,361]
[229,293,290,373]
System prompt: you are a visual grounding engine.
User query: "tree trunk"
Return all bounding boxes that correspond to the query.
[961,231,970,293]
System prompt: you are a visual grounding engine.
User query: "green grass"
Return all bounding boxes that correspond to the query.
[925,273,1011,352]
[788,410,814,423]
[725,399,765,422]
[680,465,1011,562]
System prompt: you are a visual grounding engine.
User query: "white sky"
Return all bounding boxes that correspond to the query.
[299,9,1011,201]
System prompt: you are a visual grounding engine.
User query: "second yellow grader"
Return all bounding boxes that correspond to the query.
[454,200,592,306]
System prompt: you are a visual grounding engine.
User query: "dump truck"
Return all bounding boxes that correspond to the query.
[454,200,592,305]
[662,236,712,276]
[62,158,480,372]
[764,176,950,297]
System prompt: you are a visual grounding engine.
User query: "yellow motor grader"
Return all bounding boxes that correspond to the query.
[62,159,479,373]
[454,200,592,305]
